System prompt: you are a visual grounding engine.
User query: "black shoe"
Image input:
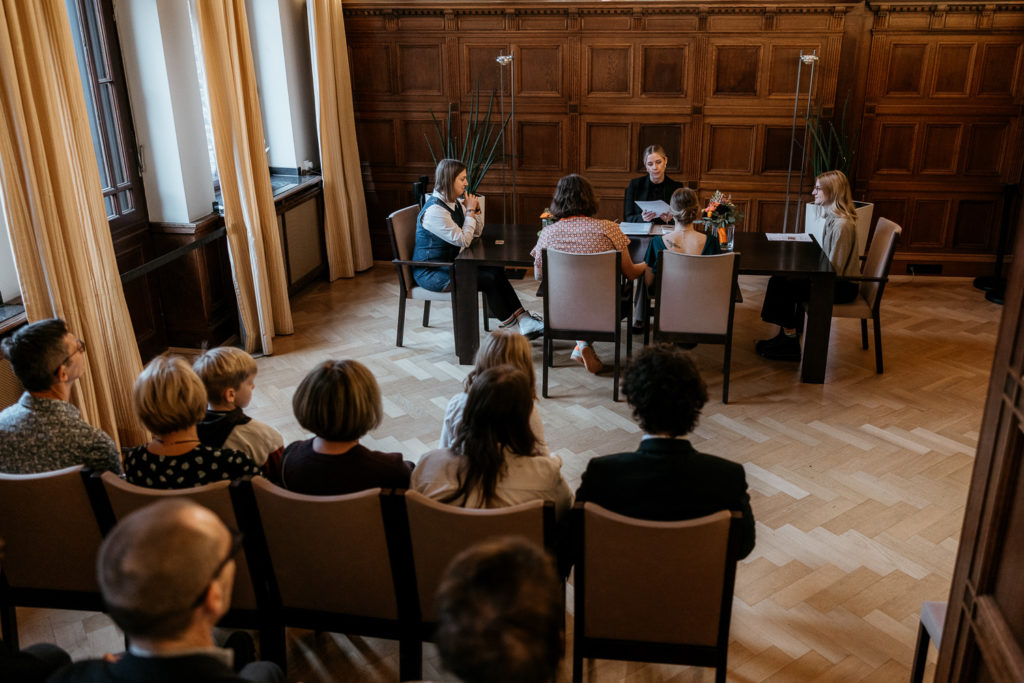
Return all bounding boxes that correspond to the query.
[759,336,801,361]
[755,331,789,355]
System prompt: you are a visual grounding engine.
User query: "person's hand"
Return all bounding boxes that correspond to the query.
[103,653,123,663]
[659,212,672,223]
[463,193,479,213]
[641,210,657,222]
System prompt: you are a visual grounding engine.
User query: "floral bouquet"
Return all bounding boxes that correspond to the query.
[540,208,556,228]
[702,191,743,229]
[703,190,743,249]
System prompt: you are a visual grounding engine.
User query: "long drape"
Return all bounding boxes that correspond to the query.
[309,0,373,279]
[0,0,146,446]
[194,0,292,355]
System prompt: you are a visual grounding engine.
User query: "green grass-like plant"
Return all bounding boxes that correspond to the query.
[425,85,511,195]
[805,91,859,183]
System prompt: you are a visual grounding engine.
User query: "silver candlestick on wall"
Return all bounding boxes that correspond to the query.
[497,53,516,225]
[783,51,818,233]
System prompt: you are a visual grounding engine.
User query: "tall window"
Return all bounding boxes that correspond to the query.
[65,0,147,233]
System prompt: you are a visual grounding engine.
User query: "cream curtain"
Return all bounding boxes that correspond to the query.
[194,0,292,355]
[309,0,373,279]
[0,0,146,446]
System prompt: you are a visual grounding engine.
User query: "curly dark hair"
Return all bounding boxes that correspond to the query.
[621,344,707,436]
[549,174,598,219]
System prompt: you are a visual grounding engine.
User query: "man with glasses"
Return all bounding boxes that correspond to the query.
[48,499,284,683]
[0,318,120,473]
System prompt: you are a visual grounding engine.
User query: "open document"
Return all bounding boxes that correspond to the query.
[619,222,653,235]
[765,233,814,242]
[634,199,672,215]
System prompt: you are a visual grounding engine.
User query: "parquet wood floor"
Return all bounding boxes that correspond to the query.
[18,265,1000,682]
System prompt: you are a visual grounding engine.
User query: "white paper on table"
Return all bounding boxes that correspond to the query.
[634,199,671,215]
[619,222,653,235]
[765,233,814,242]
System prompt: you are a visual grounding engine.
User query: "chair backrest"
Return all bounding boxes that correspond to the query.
[0,466,102,593]
[577,503,737,647]
[403,490,552,622]
[656,251,738,336]
[246,477,399,620]
[860,218,902,309]
[542,249,620,332]
[387,204,423,296]
[97,471,258,610]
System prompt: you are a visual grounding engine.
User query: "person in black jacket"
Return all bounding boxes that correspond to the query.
[47,499,283,683]
[622,144,684,225]
[574,344,756,558]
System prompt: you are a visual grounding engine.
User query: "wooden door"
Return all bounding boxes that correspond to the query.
[937,207,1024,679]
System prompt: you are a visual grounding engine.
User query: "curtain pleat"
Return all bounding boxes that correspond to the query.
[0,0,146,446]
[194,0,292,355]
[309,0,373,279]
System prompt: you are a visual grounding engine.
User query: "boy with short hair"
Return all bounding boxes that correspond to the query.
[193,347,284,467]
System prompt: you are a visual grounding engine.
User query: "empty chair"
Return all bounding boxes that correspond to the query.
[652,251,740,403]
[541,248,631,401]
[572,503,742,683]
[401,490,555,629]
[387,205,488,348]
[92,471,270,657]
[0,466,105,649]
[830,217,902,373]
[235,478,419,679]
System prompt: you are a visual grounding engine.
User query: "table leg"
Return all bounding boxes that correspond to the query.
[801,273,834,383]
[454,261,480,365]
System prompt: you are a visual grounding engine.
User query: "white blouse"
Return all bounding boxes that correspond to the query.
[420,189,482,249]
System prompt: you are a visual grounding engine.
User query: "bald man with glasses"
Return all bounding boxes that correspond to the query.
[0,318,120,474]
[47,499,284,683]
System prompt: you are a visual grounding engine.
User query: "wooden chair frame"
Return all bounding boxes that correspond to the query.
[570,503,742,683]
[540,248,633,401]
[651,251,740,403]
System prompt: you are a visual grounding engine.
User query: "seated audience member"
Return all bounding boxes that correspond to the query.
[575,344,755,558]
[413,365,572,517]
[268,359,412,495]
[413,158,543,339]
[193,346,284,468]
[531,174,646,374]
[435,536,563,683]
[0,318,120,474]
[125,354,259,489]
[440,329,548,457]
[46,499,283,683]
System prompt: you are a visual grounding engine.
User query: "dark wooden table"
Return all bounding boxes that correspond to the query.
[454,223,538,365]
[454,226,835,384]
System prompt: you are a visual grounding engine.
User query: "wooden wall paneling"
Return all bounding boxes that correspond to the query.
[515,40,567,100]
[976,41,1022,98]
[516,115,568,173]
[582,40,633,98]
[965,123,1010,177]
[905,198,950,250]
[112,225,166,361]
[953,198,1000,251]
[919,122,962,175]
[396,41,446,96]
[931,41,975,97]
[348,41,394,98]
[580,117,631,173]
[354,117,397,168]
[703,122,756,176]
[462,42,512,96]
[638,39,692,101]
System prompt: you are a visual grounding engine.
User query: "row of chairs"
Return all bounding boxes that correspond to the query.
[0,466,744,681]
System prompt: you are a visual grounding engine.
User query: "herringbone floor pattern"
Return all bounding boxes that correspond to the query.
[19,265,999,682]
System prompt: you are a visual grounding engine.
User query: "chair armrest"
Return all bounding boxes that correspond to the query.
[392,258,454,269]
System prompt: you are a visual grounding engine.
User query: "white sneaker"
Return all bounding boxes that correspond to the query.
[517,311,544,340]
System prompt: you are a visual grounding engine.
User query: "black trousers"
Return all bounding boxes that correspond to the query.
[761,276,859,330]
[477,266,524,322]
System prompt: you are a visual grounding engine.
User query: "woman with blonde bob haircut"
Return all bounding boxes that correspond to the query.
[270,359,413,495]
[439,329,548,457]
[124,354,259,489]
[756,169,860,361]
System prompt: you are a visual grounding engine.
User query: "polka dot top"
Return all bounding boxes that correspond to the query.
[123,443,260,489]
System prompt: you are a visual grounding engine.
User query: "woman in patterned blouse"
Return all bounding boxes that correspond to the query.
[124,354,260,489]
[531,174,647,374]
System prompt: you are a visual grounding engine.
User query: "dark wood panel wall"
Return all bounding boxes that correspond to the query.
[343,0,1024,277]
